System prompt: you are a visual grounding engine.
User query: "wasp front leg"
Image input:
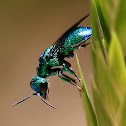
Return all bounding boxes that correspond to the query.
[63,60,82,85]
[58,70,82,91]
[51,67,81,90]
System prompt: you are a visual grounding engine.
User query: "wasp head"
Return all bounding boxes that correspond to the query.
[30,76,48,99]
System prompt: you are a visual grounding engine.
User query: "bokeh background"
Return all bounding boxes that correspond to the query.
[0,0,92,126]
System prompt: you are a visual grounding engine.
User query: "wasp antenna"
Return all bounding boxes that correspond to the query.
[37,93,56,109]
[12,93,37,106]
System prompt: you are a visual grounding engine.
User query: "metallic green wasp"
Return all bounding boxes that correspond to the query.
[13,14,92,109]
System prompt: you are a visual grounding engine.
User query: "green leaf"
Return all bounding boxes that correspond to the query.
[94,0,111,50]
[118,91,126,126]
[90,44,98,84]
[92,47,120,117]
[76,54,98,126]
[91,0,105,53]
[76,54,89,95]
[91,0,106,81]
[108,31,126,95]
[102,38,109,53]
[115,0,126,56]
[103,0,114,9]
[92,81,116,126]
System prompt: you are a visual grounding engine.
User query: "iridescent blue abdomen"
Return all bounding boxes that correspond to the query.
[63,27,92,48]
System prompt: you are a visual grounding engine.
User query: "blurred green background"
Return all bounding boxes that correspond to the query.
[0,0,92,126]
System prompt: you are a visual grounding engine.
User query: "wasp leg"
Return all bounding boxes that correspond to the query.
[63,60,71,67]
[58,70,82,90]
[63,60,82,84]
[79,41,90,48]
[51,67,83,91]
[58,70,75,83]
[50,68,61,76]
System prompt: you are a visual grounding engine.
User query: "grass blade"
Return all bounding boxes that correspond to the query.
[92,46,119,117]
[91,0,105,53]
[94,0,111,50]
[76,54,98,126]
[118,92,126,126]
[92,81,116,126]
[108,31,126,95]
[115,0,126,56]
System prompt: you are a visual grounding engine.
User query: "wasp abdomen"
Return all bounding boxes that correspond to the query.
[64,27,92,48]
